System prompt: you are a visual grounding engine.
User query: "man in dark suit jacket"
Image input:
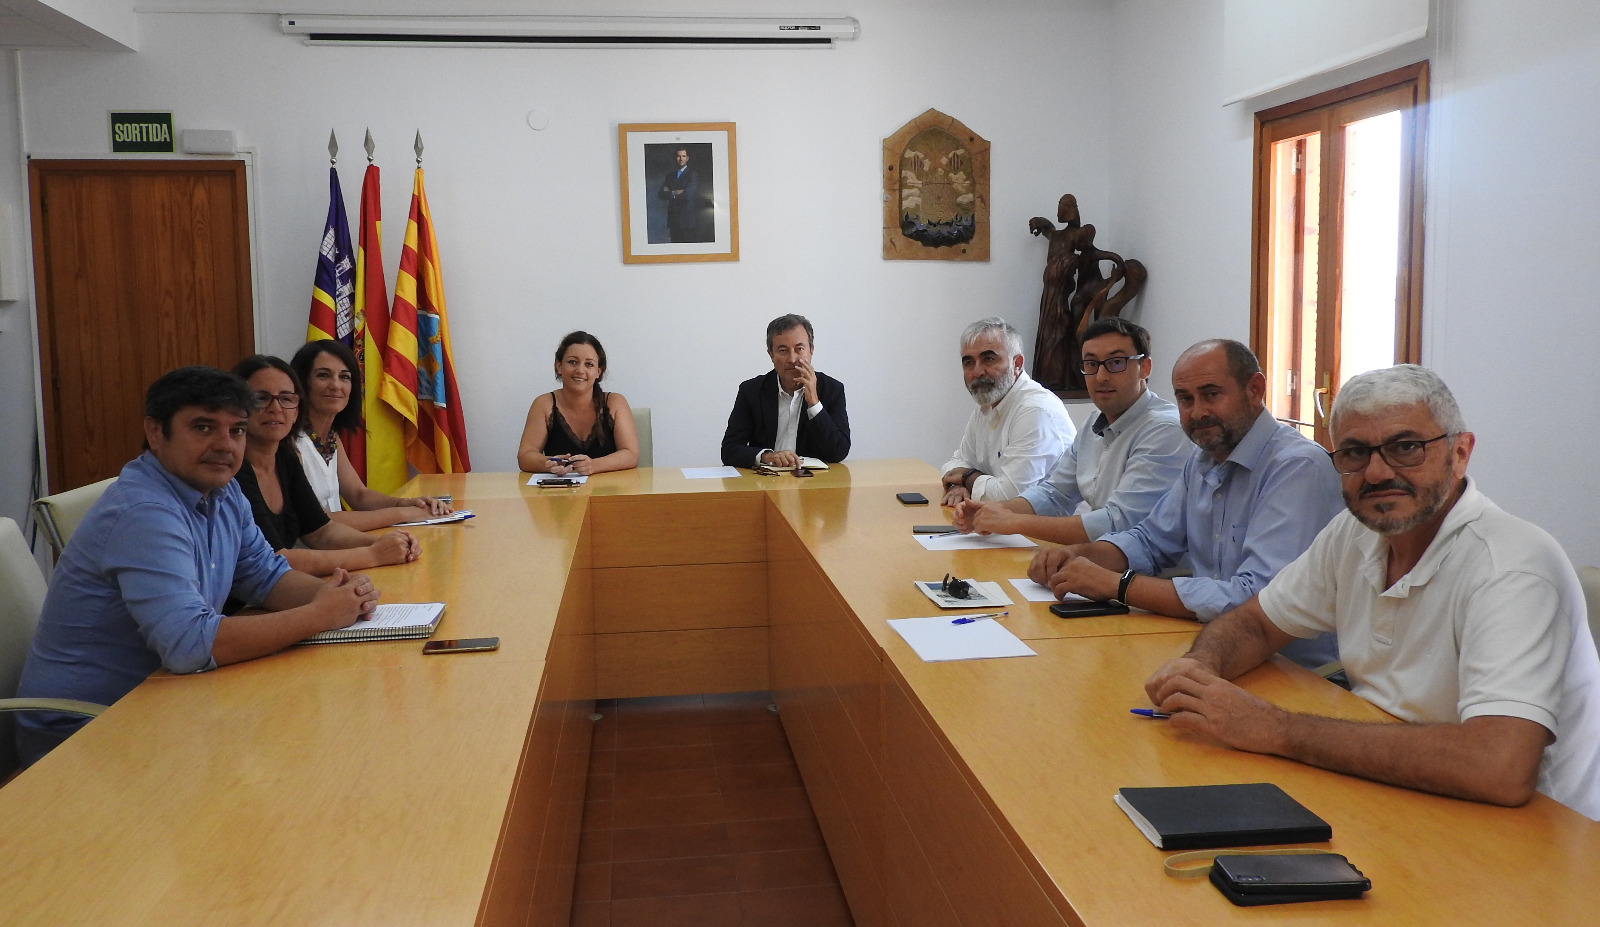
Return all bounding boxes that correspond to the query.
[658,147,701,243]
[721,314,851,469]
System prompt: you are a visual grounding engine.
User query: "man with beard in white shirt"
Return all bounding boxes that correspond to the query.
[939,317,1076,506]
[1144,365,1600,819]
[953,317,1187,543]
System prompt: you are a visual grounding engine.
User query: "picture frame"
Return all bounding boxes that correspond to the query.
[618,122,739,264]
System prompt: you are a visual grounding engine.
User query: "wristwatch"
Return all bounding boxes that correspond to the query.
[1111,569,1137,606]
[944,468,979,492]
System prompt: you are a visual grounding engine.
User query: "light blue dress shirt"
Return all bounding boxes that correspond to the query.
[1099,409,1344,667]
[1019,388,1188,539]
[15,451,290,766]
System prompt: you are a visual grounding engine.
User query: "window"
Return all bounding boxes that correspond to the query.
[1251,63,1428,447]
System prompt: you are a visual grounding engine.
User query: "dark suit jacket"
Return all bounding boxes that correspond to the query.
[720,370,851,468]
[658,165,700,241]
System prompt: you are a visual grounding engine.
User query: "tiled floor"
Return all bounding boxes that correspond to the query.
[572,692,855,927]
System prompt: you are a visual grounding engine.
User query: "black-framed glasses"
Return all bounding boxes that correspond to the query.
[1079,354,1146,375]
[253,391,301,409]
[1328,433,1452,474]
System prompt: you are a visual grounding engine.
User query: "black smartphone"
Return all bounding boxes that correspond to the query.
[793,467,814,478]
[1210,854,1370,906]
[1048,599,1130,618]
[912,525,960,535]
[422,637,501,655]
[896,492,929,505]
[537,478,578,487]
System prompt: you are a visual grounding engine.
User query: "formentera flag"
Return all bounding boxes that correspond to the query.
[306,167,355,346]
[385,167,471,474]
[356,162,410,493]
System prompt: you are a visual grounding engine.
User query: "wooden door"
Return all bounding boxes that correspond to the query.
[29,159,255,492]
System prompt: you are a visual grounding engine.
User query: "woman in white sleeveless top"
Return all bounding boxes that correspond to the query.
[291,340,453,530]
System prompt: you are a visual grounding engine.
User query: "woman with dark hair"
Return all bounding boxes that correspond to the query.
[231,354,420,575]
[516,331,640,475]
[290,339,452,530]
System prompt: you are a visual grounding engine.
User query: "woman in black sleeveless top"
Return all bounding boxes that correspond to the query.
[517,331,641,475]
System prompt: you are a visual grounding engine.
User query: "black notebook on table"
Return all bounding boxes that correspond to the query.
[1114,783,1331,850]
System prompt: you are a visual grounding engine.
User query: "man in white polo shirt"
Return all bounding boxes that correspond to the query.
[1145,365,1600,819]
[939,317,1075,505]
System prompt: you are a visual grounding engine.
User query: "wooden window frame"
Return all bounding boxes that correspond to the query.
[1250,62,1429,444]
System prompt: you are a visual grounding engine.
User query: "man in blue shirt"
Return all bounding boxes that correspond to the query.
[952,318,1188,543]
[15,366,381,767]
[1029,339,1342,668]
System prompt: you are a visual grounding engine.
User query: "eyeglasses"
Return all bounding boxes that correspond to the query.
[1079,354,1146,375]
[1327,433,1452,474]
[940,574,973,599]
[253,391,301,409]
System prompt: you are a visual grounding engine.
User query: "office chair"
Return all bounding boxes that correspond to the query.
[32,476,117,553]
[1579,566,1600,659]
[633,407,654,468]
[0,517,105,778]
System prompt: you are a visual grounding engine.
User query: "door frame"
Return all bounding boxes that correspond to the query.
[23,150,265,495]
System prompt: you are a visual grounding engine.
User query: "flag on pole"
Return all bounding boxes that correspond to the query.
[355,162,409,494]
[306,167,356,346]
[384,167,471,474]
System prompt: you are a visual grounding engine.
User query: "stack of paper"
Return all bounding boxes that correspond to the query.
[914,532,1037,551]
[393,510,475,526]
[887,615,1037,662]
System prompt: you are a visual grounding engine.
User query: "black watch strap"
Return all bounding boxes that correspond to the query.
[1112,569,1137,606]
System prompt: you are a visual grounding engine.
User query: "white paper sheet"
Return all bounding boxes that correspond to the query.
[392,510,475,526]
[1006,578,1093,604]
[887,615,1037,662]
[914,580,1013,609]
[914,532,1037,551]
[682,466,742,479]
[526,473,589,486]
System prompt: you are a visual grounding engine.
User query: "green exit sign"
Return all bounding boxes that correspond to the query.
[110,112,174,153]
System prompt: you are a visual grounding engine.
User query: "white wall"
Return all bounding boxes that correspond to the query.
[11,0,1113,494]
[1108,0,1600,566]
[0,50,41,532]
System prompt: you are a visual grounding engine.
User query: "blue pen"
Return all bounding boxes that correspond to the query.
[951,611,1008,625]
[1129,708,1170,719]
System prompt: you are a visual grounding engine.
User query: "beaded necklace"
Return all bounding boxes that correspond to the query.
[306,429,339,464]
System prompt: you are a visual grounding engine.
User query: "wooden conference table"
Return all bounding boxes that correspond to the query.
[1,461,1597,926]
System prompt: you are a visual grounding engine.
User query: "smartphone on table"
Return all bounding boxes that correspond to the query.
[423,637,500,655]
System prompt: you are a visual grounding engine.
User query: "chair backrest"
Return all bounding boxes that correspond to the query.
[0,517,48,774]
[633,406,654,469]
[1578,566,1600,659]
[32,476,116,553]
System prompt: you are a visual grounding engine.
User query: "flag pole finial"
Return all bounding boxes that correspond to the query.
[414,130,424,166]
[364,128,375,164]
[328,129,339,165]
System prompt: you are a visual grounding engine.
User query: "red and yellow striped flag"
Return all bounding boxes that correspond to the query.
[383,167,470,474]
[356,163,409,494]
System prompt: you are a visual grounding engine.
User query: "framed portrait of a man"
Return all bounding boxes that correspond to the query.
[619,122,739,264]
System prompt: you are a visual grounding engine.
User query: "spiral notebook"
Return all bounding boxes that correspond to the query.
[297,602,446,645]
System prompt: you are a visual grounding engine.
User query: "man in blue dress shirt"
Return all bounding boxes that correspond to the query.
[952,318,1188,542]
[1029,339,1343,668]
[15,366,381,767]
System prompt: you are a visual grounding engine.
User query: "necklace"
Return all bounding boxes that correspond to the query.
[306,429,338,464]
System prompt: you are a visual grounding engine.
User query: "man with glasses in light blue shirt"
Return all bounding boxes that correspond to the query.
[953,317,1187,543]
[1029,339,1342,668]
